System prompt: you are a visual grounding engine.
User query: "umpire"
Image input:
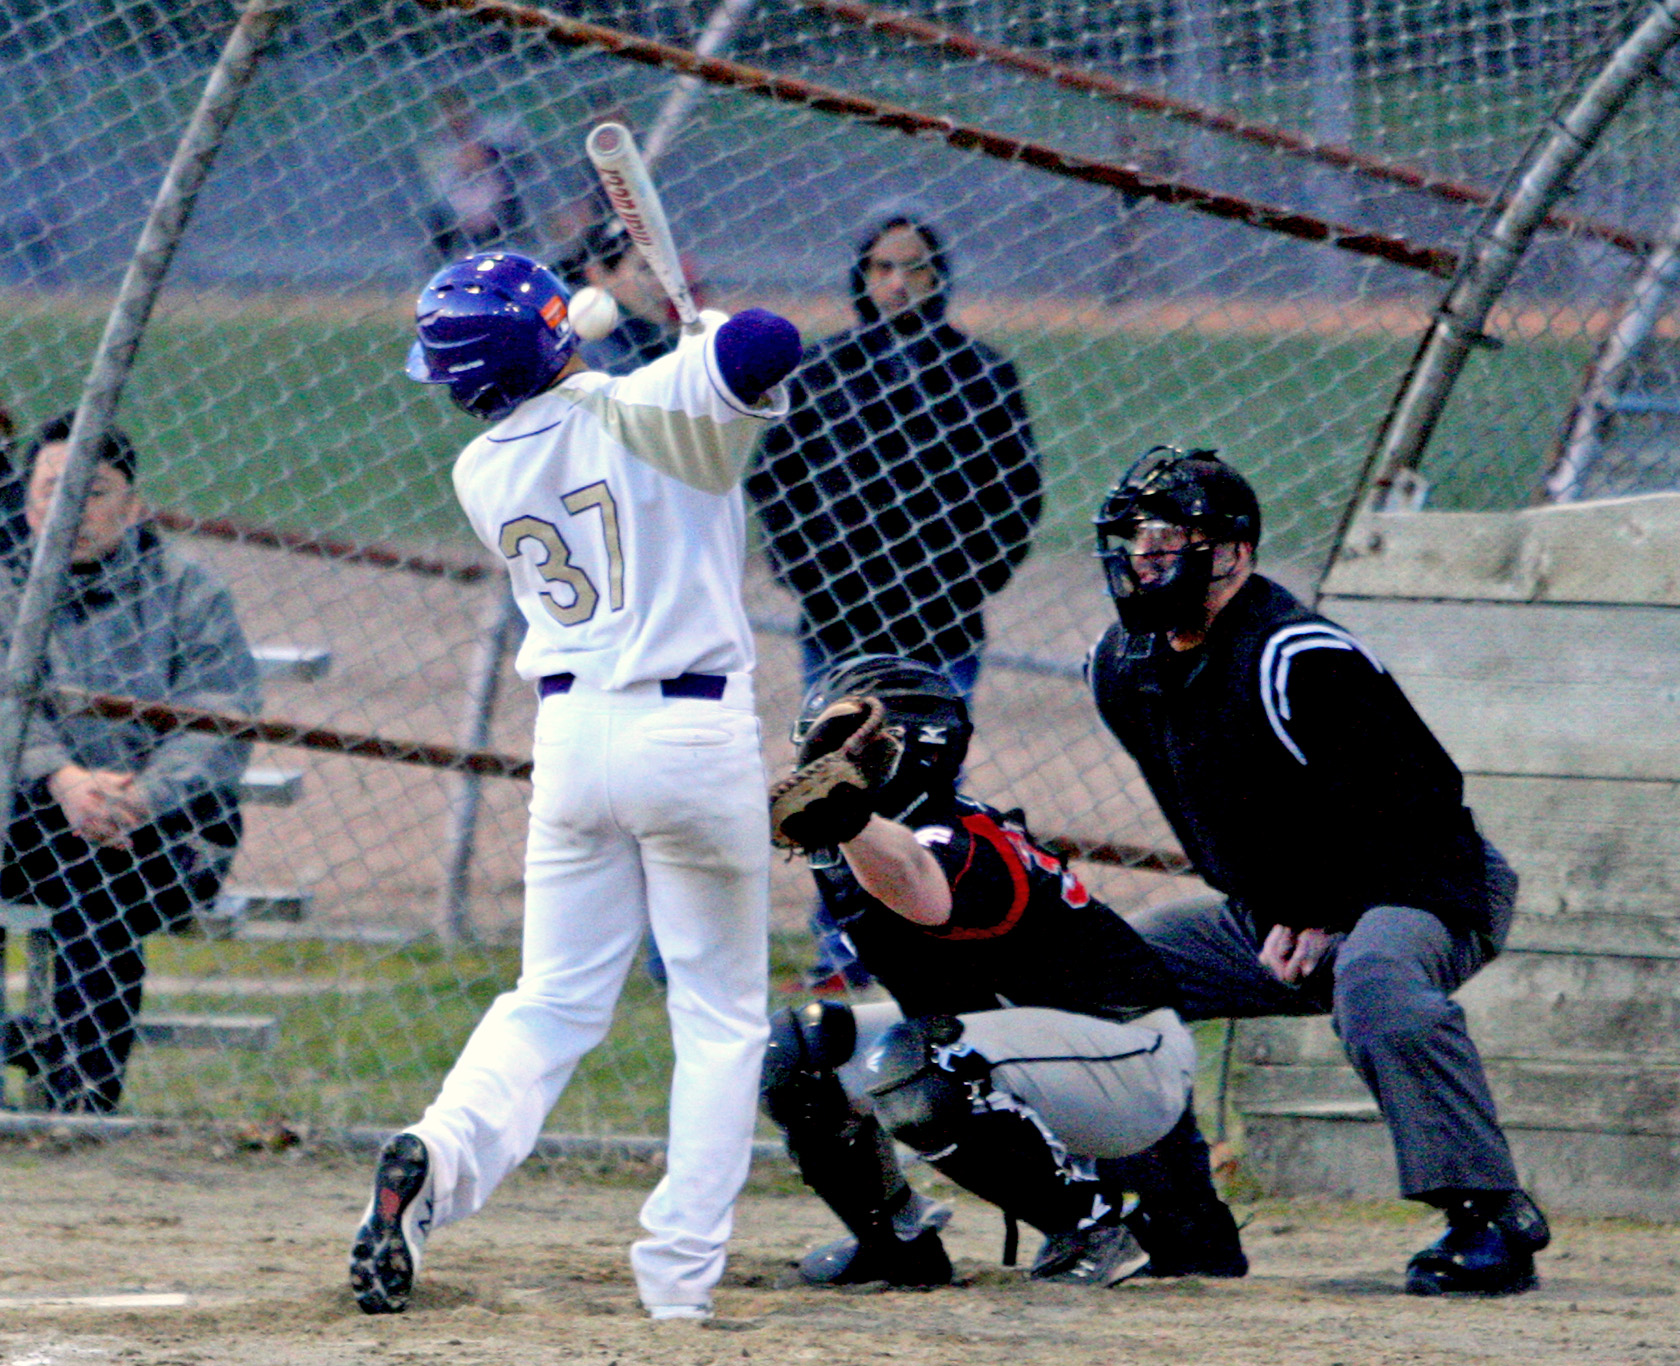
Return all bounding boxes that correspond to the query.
[762,655,1246,1288]
[1085,446,1549,1295]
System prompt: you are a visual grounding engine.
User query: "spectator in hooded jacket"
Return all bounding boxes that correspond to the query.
[746,211,1042,706]
[746,211,1042,989]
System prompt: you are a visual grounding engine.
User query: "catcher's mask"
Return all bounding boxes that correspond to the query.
[1093,446,1260,635]
[794,654,972,823]
[406,251,578,421]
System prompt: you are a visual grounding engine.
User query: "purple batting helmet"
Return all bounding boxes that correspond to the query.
[405,251,578,421]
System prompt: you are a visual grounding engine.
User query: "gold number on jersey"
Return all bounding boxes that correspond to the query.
[499,516,599,626]
[561,481,624,612]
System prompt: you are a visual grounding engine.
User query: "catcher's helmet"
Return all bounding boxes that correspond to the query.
[405,252,579,421]
[794,654,972,823]
[1093,446,1260,634]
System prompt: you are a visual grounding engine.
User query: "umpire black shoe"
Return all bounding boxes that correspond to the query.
[1029,1218,1151,1287]
[1405,1190,1550,1296]
[350,1132,435,1314]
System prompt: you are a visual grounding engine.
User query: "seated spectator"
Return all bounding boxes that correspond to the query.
[0,414,261,1112]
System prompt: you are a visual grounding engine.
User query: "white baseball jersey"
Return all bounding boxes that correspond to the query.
[452,309,788,689]
[405,307,785,1318]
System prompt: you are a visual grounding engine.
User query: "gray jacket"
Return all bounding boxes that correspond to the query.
[6,523,261,818]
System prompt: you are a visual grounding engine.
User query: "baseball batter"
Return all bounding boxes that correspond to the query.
[349,251,800,1321]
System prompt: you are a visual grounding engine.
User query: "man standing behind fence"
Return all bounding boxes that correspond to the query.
[553,216,682,376]
[745,209,1042,989]
[350,251,800,1321]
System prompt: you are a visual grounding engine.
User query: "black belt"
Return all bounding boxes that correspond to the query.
[539,672,727,701]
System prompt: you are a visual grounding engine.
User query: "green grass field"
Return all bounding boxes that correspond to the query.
[26,930,1231,1138]
[1008,323,1592,564]
[116,931,687,1132]
[4,927,1238,1137]
[0,305,1589,576]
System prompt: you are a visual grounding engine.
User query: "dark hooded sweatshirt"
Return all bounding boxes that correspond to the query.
[745,215,1042,667]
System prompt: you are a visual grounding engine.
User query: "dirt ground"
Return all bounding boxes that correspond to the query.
[0,1131,1676,1366]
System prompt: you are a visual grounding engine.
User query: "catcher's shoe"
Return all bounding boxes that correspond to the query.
[1129,1197,1249,1278]
[350,1132,435,1314]
[1029,1217,1151,1288]
[796,1197,954,1288]
[796,1228,953,1288]
[1405,1191,1550,1297]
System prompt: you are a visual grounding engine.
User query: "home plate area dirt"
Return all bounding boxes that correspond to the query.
[0,1132,1677,1366]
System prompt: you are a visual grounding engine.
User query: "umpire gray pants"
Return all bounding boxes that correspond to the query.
[1129,843,1519,1200]
[837,1002,1197,1160]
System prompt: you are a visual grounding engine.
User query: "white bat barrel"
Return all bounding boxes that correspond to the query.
[585,122,701,333]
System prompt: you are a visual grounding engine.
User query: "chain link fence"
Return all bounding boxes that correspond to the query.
[0,0,1668,1134]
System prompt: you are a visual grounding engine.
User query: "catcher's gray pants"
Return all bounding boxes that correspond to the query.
[1130,843,1519,1200]
[838,1002,1197,1160]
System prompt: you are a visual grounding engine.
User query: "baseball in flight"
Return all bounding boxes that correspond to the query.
[566,285,619,342]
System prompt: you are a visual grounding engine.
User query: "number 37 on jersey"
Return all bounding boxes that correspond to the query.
[498,479,624,627]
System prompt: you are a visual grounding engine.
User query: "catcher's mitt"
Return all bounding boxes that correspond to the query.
[769,695,903,852]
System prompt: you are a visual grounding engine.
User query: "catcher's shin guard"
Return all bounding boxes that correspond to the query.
[867,1016,1108,1238]
[763,1004,927,1249]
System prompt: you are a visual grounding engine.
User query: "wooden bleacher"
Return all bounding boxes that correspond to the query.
[1231,494,1680,1219]
[0,642,331,1103]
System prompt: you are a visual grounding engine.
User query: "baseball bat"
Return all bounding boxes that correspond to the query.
[585,121,703,335]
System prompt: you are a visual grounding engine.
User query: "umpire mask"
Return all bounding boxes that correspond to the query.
[1094,447,1260,635]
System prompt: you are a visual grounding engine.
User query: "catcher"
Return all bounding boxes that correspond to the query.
[763,654,1247,1288]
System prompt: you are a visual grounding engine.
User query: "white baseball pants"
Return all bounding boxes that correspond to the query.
[838,1001,1197,1159]
[410,674,771,1315]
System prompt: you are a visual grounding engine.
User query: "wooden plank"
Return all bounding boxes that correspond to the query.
[1323,494,1680,605]
[1320,597,1680,780]
[1467,775,1680,925]
[1235,1107,1396,1202]
[1238,1107,1680,1217]
[1231,947,1680,1064]
[208,887,312,924]
[135,1013,278,1050]
[0,902,50,933]
[1236,1058,1680,1134]
[251,644,332,683]
[239,767,302,806]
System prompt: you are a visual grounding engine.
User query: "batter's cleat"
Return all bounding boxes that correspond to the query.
[349,1131,435,1314]
[1405,1190,1550,1297]
[1029,1218,1151,1287]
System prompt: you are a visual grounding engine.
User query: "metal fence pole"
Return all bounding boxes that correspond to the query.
[1320,0,1680,590]
[0,1,291,842]
[439,586,523,943]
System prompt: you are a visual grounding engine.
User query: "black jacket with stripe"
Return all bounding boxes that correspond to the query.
[813,794,1179,1023]
[1088,574,1498,936]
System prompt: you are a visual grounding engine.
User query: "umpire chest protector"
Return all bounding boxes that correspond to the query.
[1088,574,1491,935]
